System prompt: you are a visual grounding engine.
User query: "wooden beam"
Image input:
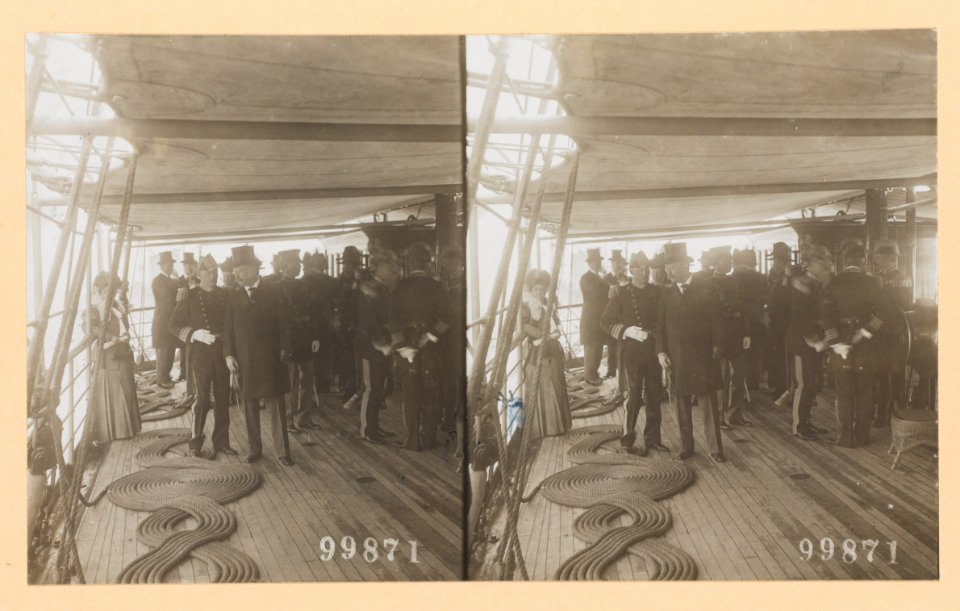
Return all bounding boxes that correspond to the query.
[30,117,464,143]
[475,116,937,138]
[482,174,937,203]
[140,219,433,244]
[41,184,463,207]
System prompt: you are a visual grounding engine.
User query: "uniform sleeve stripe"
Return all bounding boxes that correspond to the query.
[433,321,449,335]
[178,328,193,343]
[868,316,883,330]
[611,324,625,340]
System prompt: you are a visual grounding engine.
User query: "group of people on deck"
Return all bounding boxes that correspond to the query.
[83,241,466,468]
[523,237,917,464]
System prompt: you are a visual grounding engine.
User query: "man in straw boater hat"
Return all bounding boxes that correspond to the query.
[356,248,403,444]
[872,238,913,428]
[168,254,238,457]
[223,245,295,466]
[276,248,322,432]
[732,247,767,392]
[579,248,610,385]
[766,241,793,401]
[600,250,669,456]
[302,251,340,399]
[389,242,450,451]
[785,243,835,442]
[822,239,889,449]
[704,245,752,429]
[151,250,180,389]
[655,242,727,462]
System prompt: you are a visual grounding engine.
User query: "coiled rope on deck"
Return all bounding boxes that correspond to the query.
[89,428,261,583]
[524,426,698,580]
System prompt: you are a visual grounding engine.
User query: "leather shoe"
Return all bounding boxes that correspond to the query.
[622,445,649,457]
[287,425,302,433]
[718,420,732,431]
[649,443,670,452]
[711,452,727,463]
[808,424,829,435]
[218,446,239,456]
[675,450,693,460]
[300,422,322,430]
[373,428,397,438]
[157,381,175,389]
[361,435,383,445]
[244,453,261,463]
[584,377,602,386]
[735,416,754,427]
[794,430,818,441]
[279,456,295,467]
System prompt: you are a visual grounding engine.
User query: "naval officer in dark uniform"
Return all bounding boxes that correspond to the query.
[168,254,237,457]
[872,239,913,427]
[656,243,726,462]
[600,251,668,455]
[356,249,402,444]
[785,244,834,441]
[277,249,321,431]
[822,241,887,448]
[389,242,450,451]
[223,245,294,466]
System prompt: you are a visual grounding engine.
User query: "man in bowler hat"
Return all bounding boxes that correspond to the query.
[656,242,726,462]
[223,245,295,466]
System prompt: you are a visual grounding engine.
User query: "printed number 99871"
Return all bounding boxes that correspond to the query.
[798,538,897,564]
[318,536,420,563]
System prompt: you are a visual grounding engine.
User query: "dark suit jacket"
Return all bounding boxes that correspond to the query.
[579,270,609,345]
[151,273,182,349]
[223,280,292,400]
[655,272,724,395]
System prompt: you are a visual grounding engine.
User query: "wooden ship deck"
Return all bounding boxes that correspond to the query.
[507,378,938,580]
[74,385,463,583]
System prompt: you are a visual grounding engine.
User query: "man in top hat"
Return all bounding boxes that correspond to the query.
[603,249,629,383]
[263,253,284,284]
[335,245,365,403]
[356,248,402,444]
[579,248,609,385]
[600,250,669,456]
[389,242,450,451]
[276,249,322,432]
[438,245,466,437]
[223,245,294,466]
[151,251,181,388]
[705,245,752,428]
[168,254,238,457]
[219,256,238,291]
[872,238,913,427]
[650,250,669,287]
[822,240,888,448]
[786,244,835,441]
[732,248,768,391]
[656,242,726,462]
[181,252,200,290]
[766,241,793,400]
[302,251,340,399]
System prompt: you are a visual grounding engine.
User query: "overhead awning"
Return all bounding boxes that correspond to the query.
[58,36,465,239]
[508,31,937,235]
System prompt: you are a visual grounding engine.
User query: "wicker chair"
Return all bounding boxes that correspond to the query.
[888,409,938,469]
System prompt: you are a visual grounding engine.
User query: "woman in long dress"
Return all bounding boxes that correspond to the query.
[83,272,141,445]
[521,270,572,439]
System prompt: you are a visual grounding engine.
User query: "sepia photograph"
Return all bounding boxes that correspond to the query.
[464,32,938,580]
[25,34,466,583]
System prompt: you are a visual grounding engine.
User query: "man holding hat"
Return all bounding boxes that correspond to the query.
[168,254,237,457]
[705,246,752,428]
[822,240,888,448]
[656,242,726,462]
[786,244,835,441]
[277,249,322,432]
[389,242,450,451]
[766,242,793,399]
[151,251,180,388]
[356,248,402,444]
[579,248,609,385]
[872,238,913,427]
[223,245,295,466]
[732,248,767,391]
[303,251,340,398]
[600,250,668,456]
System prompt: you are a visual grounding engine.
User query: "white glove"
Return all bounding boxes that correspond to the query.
[532,338,544,347]
[192,329,216,345]
[311,340,320,353]
[624,326,648,342]
[398,346,418,362]
[658,352,671,369]
[425,332,439,343]
[851,328,871,344]
[225,355,239,372]
[743,336,751,350]
[831,343,852,360]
